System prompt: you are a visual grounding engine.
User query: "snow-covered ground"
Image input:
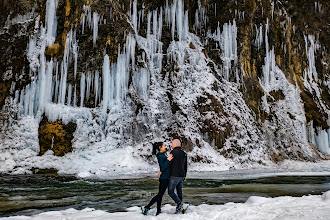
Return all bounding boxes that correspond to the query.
[2,191,330,220]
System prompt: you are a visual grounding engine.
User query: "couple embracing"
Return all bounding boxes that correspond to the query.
[141,139,188,216]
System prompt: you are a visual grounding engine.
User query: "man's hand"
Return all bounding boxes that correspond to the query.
[167,154,174,161]
[157,171,162,178]
[184,177,187,182]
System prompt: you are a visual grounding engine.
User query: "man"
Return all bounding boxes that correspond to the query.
[167,139,187,213]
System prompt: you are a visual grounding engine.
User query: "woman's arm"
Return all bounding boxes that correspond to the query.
[158,154,173,172]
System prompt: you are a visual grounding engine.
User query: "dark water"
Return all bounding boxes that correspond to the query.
[0,174,330,217]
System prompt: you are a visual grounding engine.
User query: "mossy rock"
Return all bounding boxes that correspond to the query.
[191,155,212,163]
[269,90,285,102]
[45,43,61,57]
[301,90,329,130]
[198,92,232,150]
[31,168,59,174]
[167,130,194,152]
[241,77,267,121]
[38,116,77,156]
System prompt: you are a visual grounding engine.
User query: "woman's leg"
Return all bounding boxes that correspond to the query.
[146,179,168,208]
[156,179,169,211]
[146,192,159,208]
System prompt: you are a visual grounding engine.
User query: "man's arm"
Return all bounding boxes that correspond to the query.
[184,153,187,178]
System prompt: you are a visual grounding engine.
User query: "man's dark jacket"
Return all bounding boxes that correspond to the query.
[169,147,187,177]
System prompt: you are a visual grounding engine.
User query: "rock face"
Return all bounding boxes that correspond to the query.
[38,116,76,156]
[0,0,329,175]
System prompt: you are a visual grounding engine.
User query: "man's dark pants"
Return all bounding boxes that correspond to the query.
[168,176,184,205]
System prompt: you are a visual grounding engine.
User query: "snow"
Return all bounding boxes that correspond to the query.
[302,35,330,154]
[2,191,330,219]
[257,19,318,158]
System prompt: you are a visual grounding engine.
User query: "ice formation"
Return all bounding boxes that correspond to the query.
[208,20,238,81]
[0,0,329,177]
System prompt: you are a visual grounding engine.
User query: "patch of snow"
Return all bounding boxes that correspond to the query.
[2,191,330,219]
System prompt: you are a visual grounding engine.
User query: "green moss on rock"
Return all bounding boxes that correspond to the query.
[38,116,77,156]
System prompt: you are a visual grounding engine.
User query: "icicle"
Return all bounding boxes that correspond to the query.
[271,1,274,20]
[165,0,170,25]
[45,0,58,46]
[315,127,330,154]
[81,6,86,34]
[27,37,37,63]
[59,32,70,104]
[92,12,99,46]
[23,85,29,115]
[176,0,183,41]
[292,25,295,34]
[126,33,136,69]
[86,71,92,102]
[116,54,128,103]
[94,70,100,107]
[87,7,92,28]
[215,3,216,16]
[133,68,150,100]
[73,85,77,107]
[54,63,59,103]
[73,38,78,79]
[153,9,158,36]
[211,19,238,80]
[171,0,176,40]
[194,10,199,32]
[304,35,318,82]
[265,19,269,52]
[14,90,19,109]
[102,55,110,116]
[138,10,142,32]
[80,73,85,107]
[255,24,263,50]
[141,3,145,28]
[57,30,78,104]
[131,0,137,32]
[147,12,151,37]
[158,8,163,40]
[18,88,24,116]
[183,11,189,41]
[38,59,53,112]
[81,5,91,34]
[67,84,72,106]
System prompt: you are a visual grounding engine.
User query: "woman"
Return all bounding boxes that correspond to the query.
[141,142,173,216]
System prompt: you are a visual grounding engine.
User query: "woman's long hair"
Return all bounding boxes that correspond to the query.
[152,142,164,155]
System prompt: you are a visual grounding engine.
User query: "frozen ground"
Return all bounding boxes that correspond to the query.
[2,190,330,220]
